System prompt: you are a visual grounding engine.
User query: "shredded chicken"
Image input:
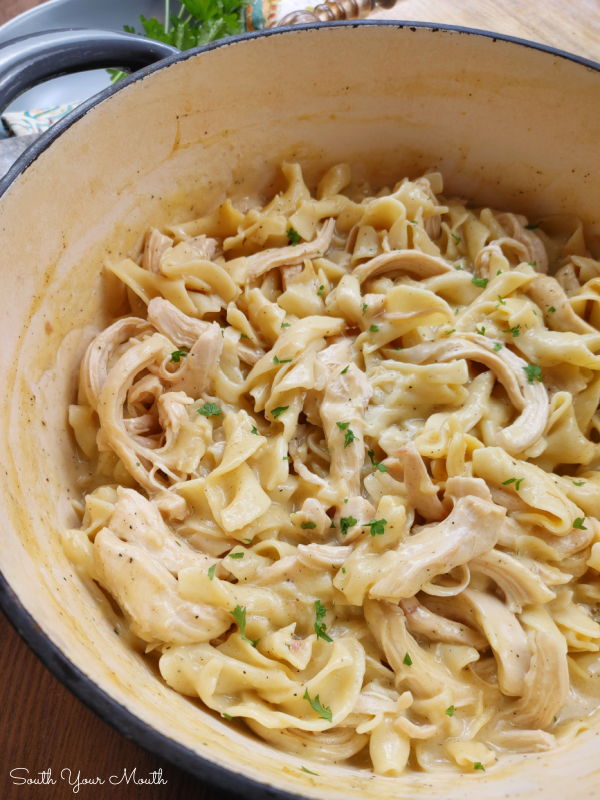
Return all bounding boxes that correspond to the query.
[147,297,211,349]
[319,362,372,500]
[94,529,231,644]
[502,631,568,728]
[469,549,555,613]
[396,443,446,520]
[247,218,336,280]
[399,597,488,649]
[368,496,504,601]
[525,274,596,334]
[142,228,173,274]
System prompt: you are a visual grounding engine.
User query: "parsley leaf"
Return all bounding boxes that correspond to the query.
[336,421,356,448]
[573,480,586,486]
[493,342,502,351]
[281,322,291,328]
[364,519,388,537]
[525,222,541,230]
[502,477,516,485]
[528,261,537,267]
[444,329,456,336]
[271,406,289,419]
[301,766,319,776]
[170,348,189,362]
[221,713,232,721]
[208,564,216,580]
[451,233,461,245]
[523,363,542,383]
[503,324,520,338]
[287,226,301,246]
[229,552,244,559]
[339,516,357,535]
[403,652,413,666]
[369,324,380,333]
[445,705,455,717]
[317,285,325,296]
[198,402,223,417]
[303,689,332,722]
[314,599,333,642]
[548,306,556,313]
[341,364,349,374]
[573,517,587,530]
[251,426,258,435]
[476,326,486,336]
[515,478,525,490]
[362,302,368,316]
[474,762,485,771]
[368,449,388,473]
[472,276,488,289]
[497,295,506,305]
[301,521,317,530]
[230,605,259,647]
[273,355,292,365]
[455,265,463,271]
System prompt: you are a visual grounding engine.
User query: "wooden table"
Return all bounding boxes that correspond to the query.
[0,2,599,799]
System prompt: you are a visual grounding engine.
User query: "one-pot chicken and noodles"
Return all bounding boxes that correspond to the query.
[64,163,600,776]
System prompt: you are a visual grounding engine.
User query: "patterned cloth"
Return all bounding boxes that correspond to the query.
[2,102,81,137]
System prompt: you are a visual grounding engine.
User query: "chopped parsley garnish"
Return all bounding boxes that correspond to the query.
[455,265,463,271]
[342,567,346,573]
[474,762,485,771]
[281,322,291,328]
[573,518,587,530]
[528,261,537,267]
[497,295,506,305]
[403,652,413,666]
[303,689,332,722]
[493,343,502,351]
[317,285,325,296]
[273,355,292,365]
[451,233,461,245]
[472,276,488,289]
[330,519,336,528]
[221,713,232,721]
[301,766,319,776]
[208,564,216,580]
[497,269,502,275]
[409,220,418,225]
[503,324,520,338]
[369,324,380,333]
[525,222,541,230]
[301,521,317,530]
[230,605,259,647]
[240,333,248,339]
[502,477,524,490]
[573,480,586,486]
[364,519,388,537]
[314,599,333,643]
[251,426,259,435]
[341,364,349,374]
[283,456,291,461]
[362,302,368,316]
[287,226,301,246]
[114,629,119,635]
[198,402,223,417]
[548,306,556,313]
[476,326,486,336]
[340,516,357,535]
[444,329,455,336]
[445,705,455,717]
[170,348,189,363]
[368,449,388,473]
[175,540,181,547]
[244,538,254,544]
[336,421,356,448]
[271,406,289,419]
[523,363,542,383]
[229,552,244,559]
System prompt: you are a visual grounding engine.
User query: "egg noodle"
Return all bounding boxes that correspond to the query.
[64,163,600,775]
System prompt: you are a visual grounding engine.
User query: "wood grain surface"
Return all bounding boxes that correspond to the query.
[0,1,598,799]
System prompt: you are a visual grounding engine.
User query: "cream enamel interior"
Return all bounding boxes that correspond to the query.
[1,24,600,799]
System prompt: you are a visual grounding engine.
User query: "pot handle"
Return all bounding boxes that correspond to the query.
[0,28,179,114]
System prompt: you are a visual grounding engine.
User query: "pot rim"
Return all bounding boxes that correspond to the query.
[1,19,599,799]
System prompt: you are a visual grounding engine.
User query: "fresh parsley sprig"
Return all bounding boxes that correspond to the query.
[303,689,332,722]
[314,600,333,643]
[230,605,259,647]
